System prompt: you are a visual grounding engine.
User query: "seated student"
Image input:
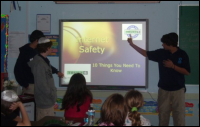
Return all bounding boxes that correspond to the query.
[125,90,151,126]
[1,90,31,126]
[99,93,128,126]
[61,73,93,119]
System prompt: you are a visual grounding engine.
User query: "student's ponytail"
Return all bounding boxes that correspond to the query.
[125,90,144,126]
[128,108,142,126]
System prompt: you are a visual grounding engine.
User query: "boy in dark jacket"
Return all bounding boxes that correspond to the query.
[14,30,63,94]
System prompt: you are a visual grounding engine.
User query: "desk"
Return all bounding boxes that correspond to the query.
[31,116,99,126]
[31,116,64,126]
[31,116,86,126]
[19,94,35,121]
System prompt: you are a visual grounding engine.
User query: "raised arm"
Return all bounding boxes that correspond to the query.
[10,102,31,126]
[127,35,147,57]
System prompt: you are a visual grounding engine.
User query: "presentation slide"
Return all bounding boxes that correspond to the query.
[60,20,148,89]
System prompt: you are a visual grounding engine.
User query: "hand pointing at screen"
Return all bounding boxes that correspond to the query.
[127,34,147,57]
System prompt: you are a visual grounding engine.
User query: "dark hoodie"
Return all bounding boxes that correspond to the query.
[14,44,58,88]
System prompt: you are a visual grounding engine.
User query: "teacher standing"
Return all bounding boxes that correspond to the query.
[127,32,190,126]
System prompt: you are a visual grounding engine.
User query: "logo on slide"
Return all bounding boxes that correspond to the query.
[67,71,88,75]
[126,25,141,38]
[122,24,142,40]
[63,64,91,84]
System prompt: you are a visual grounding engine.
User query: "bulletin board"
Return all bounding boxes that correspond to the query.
[1,14,9,73]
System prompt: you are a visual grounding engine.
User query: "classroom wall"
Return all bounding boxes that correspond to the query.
[1,1,199,93]
[1,1,199,126]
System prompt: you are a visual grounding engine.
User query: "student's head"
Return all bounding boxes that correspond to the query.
[37,37,53,54]
[29,30,45,43]
[101,93,127,126]
[161,32,178,48]
[62,73,93,112]
[1,90,20,116]
[125,90,144,126]
[68,73,86,87]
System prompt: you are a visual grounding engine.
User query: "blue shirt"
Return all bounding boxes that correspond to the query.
[147,48,190,91]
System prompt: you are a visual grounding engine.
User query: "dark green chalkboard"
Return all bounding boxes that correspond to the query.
[179,6,199,85]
